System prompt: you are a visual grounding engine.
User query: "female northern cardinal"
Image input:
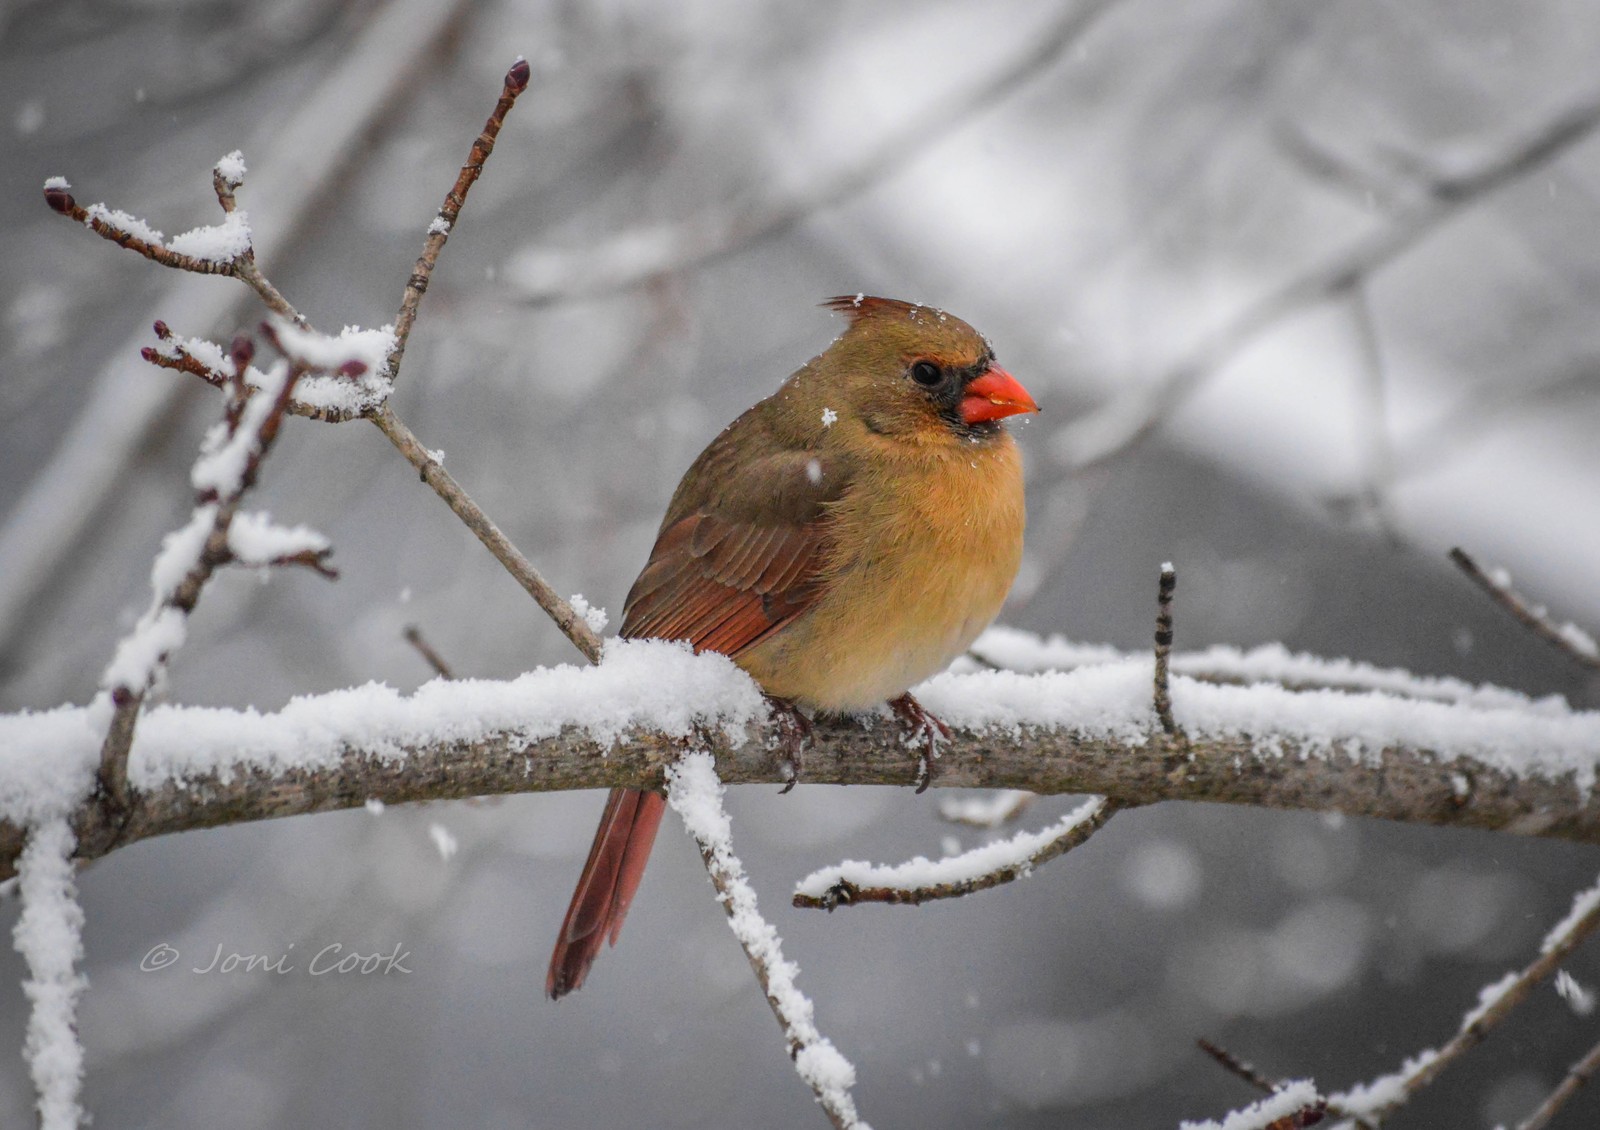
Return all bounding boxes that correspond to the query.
[546,295,1037,997]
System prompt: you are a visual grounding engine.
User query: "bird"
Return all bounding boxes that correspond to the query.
[546,295,1037,998]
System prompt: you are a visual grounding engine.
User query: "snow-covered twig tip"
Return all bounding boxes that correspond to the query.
[666,752,871,1130]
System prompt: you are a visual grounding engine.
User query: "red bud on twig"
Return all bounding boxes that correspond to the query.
[44,186,75,214]
[338,359,368,378]
[507,58,531,92]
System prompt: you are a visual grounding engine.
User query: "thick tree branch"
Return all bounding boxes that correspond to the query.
[4,672,1598,883]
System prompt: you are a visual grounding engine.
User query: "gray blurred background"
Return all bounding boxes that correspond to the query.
[4,0,1600,1126]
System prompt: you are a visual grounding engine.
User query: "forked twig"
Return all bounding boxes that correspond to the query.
[98,342,318,806]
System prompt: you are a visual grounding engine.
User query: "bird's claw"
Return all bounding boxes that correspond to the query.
[888,692,951,794]
[766,695,813,794]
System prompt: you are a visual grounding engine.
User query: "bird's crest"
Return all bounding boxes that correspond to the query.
[822,294,940,325]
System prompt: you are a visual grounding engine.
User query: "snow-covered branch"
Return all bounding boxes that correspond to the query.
[666,753,871,1129]
[93,340,320,806]
[3,633,1599,883]
[1329,870,1600,1125]
[792,795,1118,909]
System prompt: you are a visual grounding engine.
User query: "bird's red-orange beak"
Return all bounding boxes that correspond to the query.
[960,366,1038,425]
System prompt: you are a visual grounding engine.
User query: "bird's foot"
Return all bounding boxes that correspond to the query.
[888,692,952,794]
[766,695,813,794]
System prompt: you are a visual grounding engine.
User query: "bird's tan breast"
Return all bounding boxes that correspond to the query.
[737,435,1025,710]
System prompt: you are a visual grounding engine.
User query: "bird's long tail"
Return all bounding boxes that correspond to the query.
[546,788,666,998]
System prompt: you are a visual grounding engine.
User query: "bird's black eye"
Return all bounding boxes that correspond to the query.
[910,360,942,386]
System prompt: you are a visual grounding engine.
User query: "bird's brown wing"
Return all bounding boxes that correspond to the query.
[619,509,827,656]
[618,440,838,656]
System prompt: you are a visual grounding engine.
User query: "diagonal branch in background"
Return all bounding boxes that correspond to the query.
[1056,79,1600,471]
[506,0,1124,302]
[1449,547,1600,671]
[1514,1036,1600,1130]
[1331,870,1600,1125]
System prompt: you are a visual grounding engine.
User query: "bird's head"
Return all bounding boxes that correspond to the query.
[808,295,1038,444]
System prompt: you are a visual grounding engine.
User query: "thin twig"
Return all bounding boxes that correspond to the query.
[368,405,603,663]
[403,625,455,680]
[386,57,531,383]
[1515,1036,1600,1130]
[792,796,1119,909]
[1449,547,1600,671]
[44,163,299,323]
[1198,1038,1281,1097]
[963,647,1003,671]
[1154,563,1179,737]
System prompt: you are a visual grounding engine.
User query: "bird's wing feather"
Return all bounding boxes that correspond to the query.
[619,448,838,656]
[620,512,827,654]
